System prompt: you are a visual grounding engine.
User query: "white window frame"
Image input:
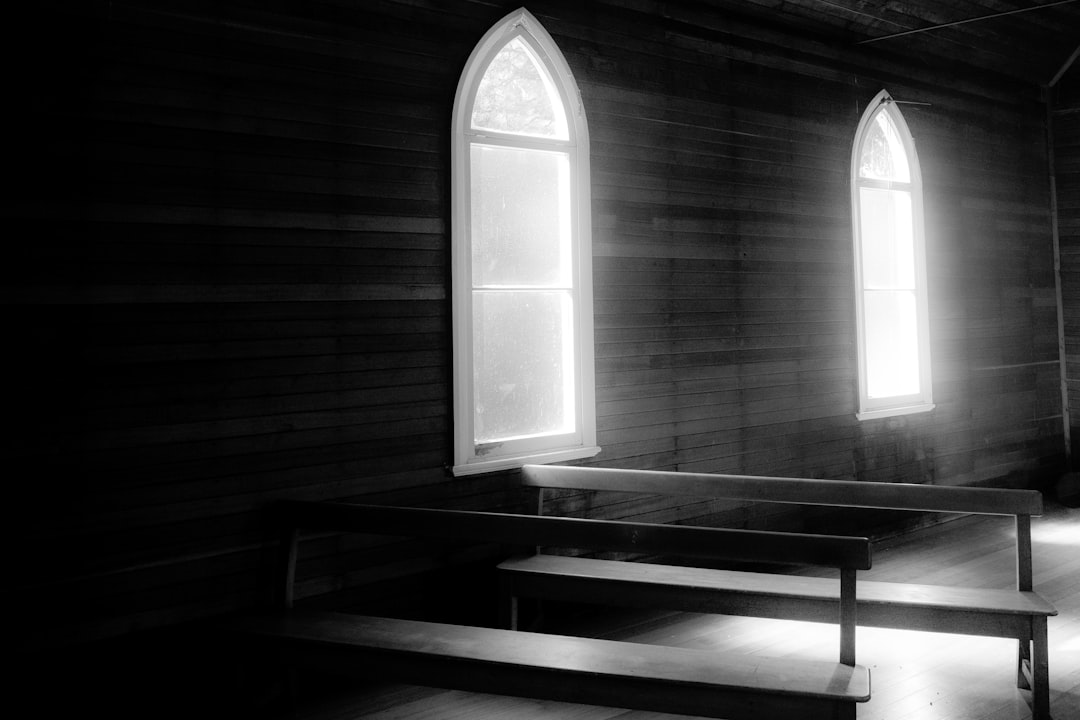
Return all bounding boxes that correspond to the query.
[450,8,598,475]
[851,90,934,421]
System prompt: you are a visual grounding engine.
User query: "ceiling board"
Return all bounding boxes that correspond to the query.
[696,0,1080,86]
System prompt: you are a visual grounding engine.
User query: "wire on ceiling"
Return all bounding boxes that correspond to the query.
[856,0,1080,45]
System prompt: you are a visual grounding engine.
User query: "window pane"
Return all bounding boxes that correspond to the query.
[865,290,920,399]
[472,37,568,140]
[473,290,574,443]
[859,111,910,182]
[471,144,570,287]
[859,186,914,289]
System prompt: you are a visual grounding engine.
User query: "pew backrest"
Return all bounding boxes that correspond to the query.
[521,464,1042,590]
[522,465,1042,515]
[273,499,872,665]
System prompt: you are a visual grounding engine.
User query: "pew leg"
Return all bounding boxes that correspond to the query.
[503,595,519,630]
[1018,619,1053,720]
[1016,637,1032,690]
[1030,616,1052,720]
[285,664,300,714]
[498,576,518,630]
[834,701,856,720]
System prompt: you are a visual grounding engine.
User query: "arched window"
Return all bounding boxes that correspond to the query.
[851,90,933,420]
[451,8,597,475]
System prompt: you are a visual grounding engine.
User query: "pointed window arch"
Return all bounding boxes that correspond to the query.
[851,90,933,420]
[451,8,597,474]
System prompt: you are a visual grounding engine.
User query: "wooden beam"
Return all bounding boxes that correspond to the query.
[1049,43,1080,86]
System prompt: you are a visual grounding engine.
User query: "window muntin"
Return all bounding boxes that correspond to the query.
[851,91,933,420]
[451,8,597,474]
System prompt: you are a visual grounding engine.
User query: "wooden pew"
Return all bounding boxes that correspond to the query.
[229,500,872,720]
[498,464,1059,720]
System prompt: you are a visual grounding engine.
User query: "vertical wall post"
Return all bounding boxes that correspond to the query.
[1045,84,1072,467]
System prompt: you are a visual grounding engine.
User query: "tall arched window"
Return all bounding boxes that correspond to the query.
[451,8,597,475]
[851,90,933,420]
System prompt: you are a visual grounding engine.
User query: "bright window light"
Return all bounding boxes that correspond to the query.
[851,91,933,420]
[451,9,598,474]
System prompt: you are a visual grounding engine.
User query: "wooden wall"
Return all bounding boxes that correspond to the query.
[5,0,1064,652]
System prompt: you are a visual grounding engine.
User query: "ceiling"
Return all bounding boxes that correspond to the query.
[706,0,1080,90]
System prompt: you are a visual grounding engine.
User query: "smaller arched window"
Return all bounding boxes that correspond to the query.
[450,8,597,475]
[851,90,933,420]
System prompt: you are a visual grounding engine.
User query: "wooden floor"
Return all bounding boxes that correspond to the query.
[286,500,1080,720]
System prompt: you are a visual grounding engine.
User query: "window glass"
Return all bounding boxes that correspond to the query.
[864,290,920,398]
[470,144,570,288]
[473,290,574,442]
[859,112,910,182]
[471,37,568,140]
[858,187,914,289]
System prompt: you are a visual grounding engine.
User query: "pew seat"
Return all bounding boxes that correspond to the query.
[500,553,1057,635]
[232,609,871,719]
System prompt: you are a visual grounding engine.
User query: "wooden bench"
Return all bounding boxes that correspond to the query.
[229,500,872,719]
[498,464,1059,720]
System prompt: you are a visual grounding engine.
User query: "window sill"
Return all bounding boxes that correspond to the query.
[856,402,935,422]
[452,445,601,477]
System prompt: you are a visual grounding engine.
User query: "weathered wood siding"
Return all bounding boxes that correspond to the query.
[6,0,1063,647]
